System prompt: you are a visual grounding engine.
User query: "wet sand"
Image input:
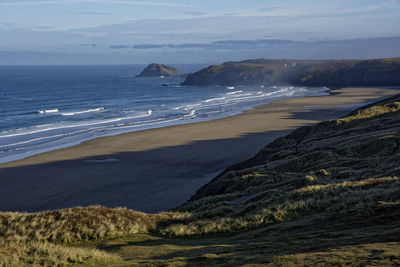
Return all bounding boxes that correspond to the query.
[0,87,398,212]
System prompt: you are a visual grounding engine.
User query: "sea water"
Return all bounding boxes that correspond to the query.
[0,65,328,163]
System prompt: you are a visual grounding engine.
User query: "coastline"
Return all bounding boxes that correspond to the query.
[0,85,326,165]
[0,87,398,213]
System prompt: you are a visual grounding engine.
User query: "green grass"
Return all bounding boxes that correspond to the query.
[2,94,400,266]
[0,207,190,266]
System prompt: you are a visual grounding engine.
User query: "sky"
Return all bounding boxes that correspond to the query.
[0,0,400,64]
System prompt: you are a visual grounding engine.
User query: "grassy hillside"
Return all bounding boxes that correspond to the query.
[182,57,400,87]
[2,94,400,266]
[171,94,400,236]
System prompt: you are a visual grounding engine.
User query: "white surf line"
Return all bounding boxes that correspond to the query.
[61,107,104,116]
[0,110,152,139]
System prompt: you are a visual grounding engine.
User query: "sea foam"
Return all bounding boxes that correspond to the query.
[0,66,327,165]
[38,109,59,114]
[61,107,104,116]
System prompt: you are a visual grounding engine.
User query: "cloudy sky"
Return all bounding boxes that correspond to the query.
[1,0,400,64]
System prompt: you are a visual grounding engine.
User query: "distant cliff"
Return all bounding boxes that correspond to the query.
[137,63,179,77]
[182,58,400,87]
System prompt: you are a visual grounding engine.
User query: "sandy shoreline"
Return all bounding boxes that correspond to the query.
[0,87,398,212]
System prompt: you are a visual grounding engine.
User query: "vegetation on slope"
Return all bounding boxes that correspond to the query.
[0,206,189,266]
[182,57,400,87]
[2,94,400,266]
[169,94,400,236]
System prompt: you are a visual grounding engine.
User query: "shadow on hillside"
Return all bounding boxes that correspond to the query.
[0,106,359,214]
[0,129,293,213]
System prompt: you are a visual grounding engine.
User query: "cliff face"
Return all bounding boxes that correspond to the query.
[300,58,400,87]
[182,58,400,87]
[137,63,179,77]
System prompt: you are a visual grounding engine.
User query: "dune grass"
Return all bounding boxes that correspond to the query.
[2,175,398,265]
[0,239,120,267]
[337,100,400,124]
[0,206,190,266]
[160,176,400,237]
[0,206,190,244]
[2,94,400,265]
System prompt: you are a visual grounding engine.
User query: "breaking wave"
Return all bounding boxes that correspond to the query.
[38,109,59,114]
[61,107,104,116]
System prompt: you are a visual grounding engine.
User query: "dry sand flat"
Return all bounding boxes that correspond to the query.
[0,87,398,212]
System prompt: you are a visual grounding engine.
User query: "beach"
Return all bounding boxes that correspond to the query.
[0,87,398,213]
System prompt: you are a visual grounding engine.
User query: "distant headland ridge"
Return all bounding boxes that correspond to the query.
[181,57,400,87]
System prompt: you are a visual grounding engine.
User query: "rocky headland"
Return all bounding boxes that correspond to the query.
[137,63,179,77]
[182,57,400,87]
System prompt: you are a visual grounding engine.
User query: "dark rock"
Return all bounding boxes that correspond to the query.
[137,63,179,77]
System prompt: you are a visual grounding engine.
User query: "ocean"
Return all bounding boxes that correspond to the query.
[0,64,328,164]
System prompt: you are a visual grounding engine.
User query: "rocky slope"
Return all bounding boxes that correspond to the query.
[182,57,400,87]
[137,63,179,77]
